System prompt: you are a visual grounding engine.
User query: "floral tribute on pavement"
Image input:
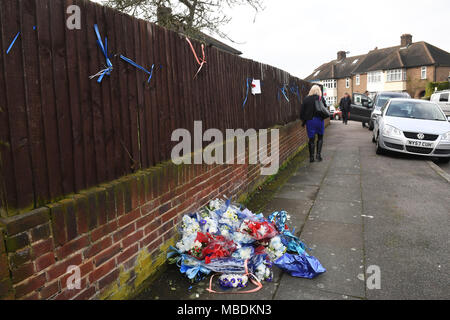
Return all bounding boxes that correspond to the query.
[167,197,326,294]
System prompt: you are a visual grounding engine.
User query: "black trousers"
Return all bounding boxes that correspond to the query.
[342,109,349,123]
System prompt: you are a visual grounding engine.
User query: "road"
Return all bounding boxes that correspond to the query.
[135,120,449,300]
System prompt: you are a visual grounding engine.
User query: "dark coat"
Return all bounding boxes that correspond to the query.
[300,95,327,125]
[339,96,352,111]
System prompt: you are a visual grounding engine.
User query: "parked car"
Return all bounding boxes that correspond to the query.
[369,92,411,130]
[329,105,336,118]
[348,93,374,126]
[332,109,343,120]
[373,99,450,163]
[430,90,450,116]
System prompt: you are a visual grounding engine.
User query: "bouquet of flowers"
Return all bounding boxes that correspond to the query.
[168,197,326,292]
[239,220,278,241]
[219,274,249,289]
[266,236,287,261]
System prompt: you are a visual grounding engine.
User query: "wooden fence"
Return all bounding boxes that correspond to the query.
[0,0,314,215]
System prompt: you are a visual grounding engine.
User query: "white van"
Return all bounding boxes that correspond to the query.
[430,90,450,116]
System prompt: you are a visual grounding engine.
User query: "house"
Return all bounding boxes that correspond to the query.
[305,34,450,105]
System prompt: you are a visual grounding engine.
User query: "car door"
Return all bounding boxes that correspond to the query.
[350,93,373,122]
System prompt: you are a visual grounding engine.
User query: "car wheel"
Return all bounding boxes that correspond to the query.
[376,135,385,155]
[369,121,374,131]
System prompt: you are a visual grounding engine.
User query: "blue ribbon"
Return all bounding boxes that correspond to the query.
[242,78,253,108]
[93,24,113,83]
[290,84,302,102]
[277,86,290,102]
[6,32,20,55]
[120,55,155,84]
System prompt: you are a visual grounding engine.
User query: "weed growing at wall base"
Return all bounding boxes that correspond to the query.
[171,121,280,176]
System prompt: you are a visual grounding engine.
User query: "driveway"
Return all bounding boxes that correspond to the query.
[135,120,449,300]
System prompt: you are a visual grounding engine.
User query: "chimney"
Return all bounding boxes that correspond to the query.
[401,34,413,47]
[337,51,347,60]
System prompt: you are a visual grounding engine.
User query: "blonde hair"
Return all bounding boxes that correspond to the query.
[308,85,322,97]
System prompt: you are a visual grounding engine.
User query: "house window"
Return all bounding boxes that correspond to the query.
[421,67,427,80]
[387,69,405,82]
[323,79,337,89]
[356,74,360,86]
[326,96,337,106]
[368,71,382,83]
[346,78,350,88]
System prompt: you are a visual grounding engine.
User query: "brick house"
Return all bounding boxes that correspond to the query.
[305,34,450,105]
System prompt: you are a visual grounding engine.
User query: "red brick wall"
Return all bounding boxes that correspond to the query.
[0,119,327,300]
[436,66,450,82]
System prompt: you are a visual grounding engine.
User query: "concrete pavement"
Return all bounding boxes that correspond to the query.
[135,120,449,300]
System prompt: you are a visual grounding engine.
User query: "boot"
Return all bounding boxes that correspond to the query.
[316,139,323,162]
[308,142,315,163]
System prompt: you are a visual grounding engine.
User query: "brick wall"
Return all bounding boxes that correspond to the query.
[436,66,450,82]
[0,229,13,299]
[337,78,353,101]
[406,66,435,97]
[352,74,368,95]
[0,119,326,300]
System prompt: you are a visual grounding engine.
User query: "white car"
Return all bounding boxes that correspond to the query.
[430,90,450,116]
[373,98,450,163]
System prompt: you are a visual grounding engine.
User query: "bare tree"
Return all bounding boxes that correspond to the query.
[102,0,264,41]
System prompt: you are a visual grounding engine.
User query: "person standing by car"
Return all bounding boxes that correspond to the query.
[339,93,352,125]
[300,85,327,162]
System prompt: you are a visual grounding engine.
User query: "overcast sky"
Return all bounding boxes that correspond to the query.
[218,0,450,79]
[96,0,450,79]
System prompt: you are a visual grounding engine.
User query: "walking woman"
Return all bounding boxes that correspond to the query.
[300,85,327,162]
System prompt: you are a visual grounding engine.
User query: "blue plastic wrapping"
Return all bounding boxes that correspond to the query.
[268,211,309,255]
[168,247,212,282]
[274,253,326,279]
[205,258,246,274]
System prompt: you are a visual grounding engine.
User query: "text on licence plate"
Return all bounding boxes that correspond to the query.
[407,140,433,148]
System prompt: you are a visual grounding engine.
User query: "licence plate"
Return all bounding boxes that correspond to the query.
[407,140,433,148]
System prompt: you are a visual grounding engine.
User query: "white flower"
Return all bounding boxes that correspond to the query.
[232,247,253,261]
[267,236,286,260]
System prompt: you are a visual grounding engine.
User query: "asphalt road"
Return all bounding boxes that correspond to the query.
[135,120,449,300]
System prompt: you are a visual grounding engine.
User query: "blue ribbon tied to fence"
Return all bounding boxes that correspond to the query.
[277,85,290,102]
[119,55,155,84]
[6,31,21,55]
[242,77,254,108]
[289,84,302,103]
[90,24,113,83]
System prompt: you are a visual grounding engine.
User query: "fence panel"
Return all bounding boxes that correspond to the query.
[0,0,315,215]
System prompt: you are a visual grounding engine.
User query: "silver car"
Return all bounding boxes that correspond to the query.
[373,98,450,163]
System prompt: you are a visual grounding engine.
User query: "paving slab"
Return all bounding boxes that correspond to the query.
[316,184,362,202]
[274,285,362,300]
[275,185,320,201]
[323,173,361,188]
[275,245,365,298]
[309,200,363,225]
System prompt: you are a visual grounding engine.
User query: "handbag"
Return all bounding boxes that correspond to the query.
[314,98,330,119]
